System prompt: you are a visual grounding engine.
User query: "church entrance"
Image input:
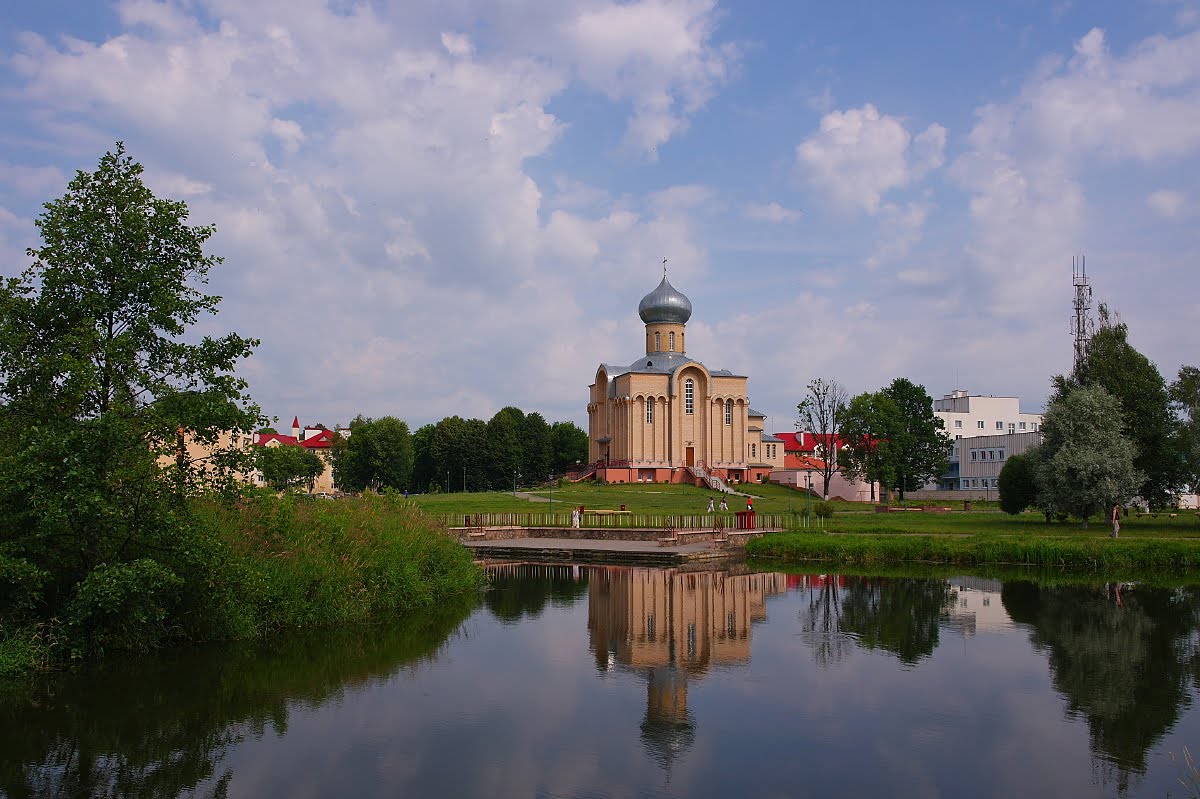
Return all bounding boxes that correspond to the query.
[685,447,695,467]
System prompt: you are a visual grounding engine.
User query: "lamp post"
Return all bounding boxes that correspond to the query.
[463,466,466,494]
[513,470,520,498]
[548,472,553,524]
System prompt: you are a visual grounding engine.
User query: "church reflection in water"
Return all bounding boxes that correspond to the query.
[586,567,789,769]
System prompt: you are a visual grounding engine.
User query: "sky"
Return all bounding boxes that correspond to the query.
[1,0,1198,434]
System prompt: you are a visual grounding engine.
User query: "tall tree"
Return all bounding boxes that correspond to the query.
[256,445,324,492]
[549,421,589,474]
[1171,365,1200,492]
[0,143,260,611]
[410,423,436,492]
[838,391,900,503]
[1070,305,1183,507]
[520,412,551,485]
[333,415,414,492]
[1036,385,1142,525]
[796,378,848,499]
[879,378,951,502]
[486,407,525,491]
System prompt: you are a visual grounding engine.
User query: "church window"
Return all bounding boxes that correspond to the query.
[646,398,654,424]
[669,332,675,352]
[654,332,660,351]
[685,379,694,414]
[725,399,732,425]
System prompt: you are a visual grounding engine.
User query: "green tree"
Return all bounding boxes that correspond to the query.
[839,391,900,503]
[0,143,260,622]
[410,423,436,492]
[333,415,414,492]
[1070,306,1184,507]
[879,378,951,502]
[520,412,551,484]
[1036,385,1142,525]
[486,407,525,491]
[998,450,1040,514]
[1171,365,1200,492]
[256,445,324,492]
[549,421,589,474]
[796,377,848,499]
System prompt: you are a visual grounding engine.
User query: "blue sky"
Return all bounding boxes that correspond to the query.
[1,0,1197,433]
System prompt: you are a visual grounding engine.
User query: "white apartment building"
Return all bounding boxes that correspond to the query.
[932,390,1044,491]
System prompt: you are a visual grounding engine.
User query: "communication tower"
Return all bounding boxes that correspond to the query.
[1070,255,1094,375]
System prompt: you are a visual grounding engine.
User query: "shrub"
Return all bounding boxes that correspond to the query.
[0,554,49,620]
[813,500,836,520]
[64,559,184,657]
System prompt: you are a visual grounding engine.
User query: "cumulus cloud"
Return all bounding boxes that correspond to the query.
[797,104,946,214]
[1147,188,1186,217]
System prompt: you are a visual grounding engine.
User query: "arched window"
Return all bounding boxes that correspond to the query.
[646,397,654,424]
[654,332,660,351]
[725,399,732,425]
[669,332,676,351]
[684,379,694,414]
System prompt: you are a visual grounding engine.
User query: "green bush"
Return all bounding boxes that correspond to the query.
[64,559,184,657]
[813,500,836,520]
[0,554,49,620]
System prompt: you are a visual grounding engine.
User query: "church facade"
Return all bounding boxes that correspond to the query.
[587,273,780,486]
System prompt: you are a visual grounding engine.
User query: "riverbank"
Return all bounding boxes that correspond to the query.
[745,529,1200,573]
[0,492,484,677]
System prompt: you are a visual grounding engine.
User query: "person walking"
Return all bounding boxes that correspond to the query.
[572,506,581,529]
[719,498,728,511]
[1110,502,1120,538]
[707,498,715,513]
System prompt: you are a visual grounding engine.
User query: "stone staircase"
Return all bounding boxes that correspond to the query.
[687,463,735,493]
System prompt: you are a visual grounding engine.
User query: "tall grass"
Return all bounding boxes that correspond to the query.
[747,531,1200,574]
[190,492,485,638]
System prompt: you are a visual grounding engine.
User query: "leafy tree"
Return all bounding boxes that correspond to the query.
[520,412,551,484]
[879,378,951,501]
[796,377,848,499]
[1036,385,1142,525]
[486,407,525,490]
[256,445,324,492]
[0,143,260,621]
[998,451,1040,514]
[549,421,589,474]
[839,391,900,502]
[1171,365,1200,491]
[333,415,413,492]
[410,423,436,492]
[1069,306,1184,507]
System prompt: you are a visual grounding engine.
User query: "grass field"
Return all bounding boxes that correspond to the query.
[401,481,1200,538]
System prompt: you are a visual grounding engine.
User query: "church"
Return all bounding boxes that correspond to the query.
[587,271,781,487]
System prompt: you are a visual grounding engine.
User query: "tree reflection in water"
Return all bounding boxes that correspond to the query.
[1003,581,1200,793]
[799,575,955,666]
[0,596,476,799]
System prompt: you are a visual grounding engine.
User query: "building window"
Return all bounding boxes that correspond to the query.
[1032,423,1038,431]
[971,451,977,461]
[955,420,962,429]
[977,420,985,429]
[654,332,660,351]
[1008,423,1016,434]
[1019,421,1026,430]
[685,379,694,414]
[751,443,757,459]
[995,421,1003,430]
[725,399,732,425]
[669,332,675,352]
[646,397,654,424]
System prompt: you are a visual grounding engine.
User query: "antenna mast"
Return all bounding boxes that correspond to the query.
[1070,255,1093,375]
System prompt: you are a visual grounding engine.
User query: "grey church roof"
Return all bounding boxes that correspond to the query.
[638,275,692,324]
[597,354,744,398]
[761,433,784,443]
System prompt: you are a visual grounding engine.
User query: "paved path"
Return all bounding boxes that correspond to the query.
[463,536,715,555]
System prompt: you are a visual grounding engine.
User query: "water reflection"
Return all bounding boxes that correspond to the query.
[1003,581,1200,791]
[0,597,476,799]
[585,567,789,770]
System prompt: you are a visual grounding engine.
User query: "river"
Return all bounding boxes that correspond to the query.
[3,563,1200,798]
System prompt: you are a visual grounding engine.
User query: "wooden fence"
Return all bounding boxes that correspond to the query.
[440,511,790,531]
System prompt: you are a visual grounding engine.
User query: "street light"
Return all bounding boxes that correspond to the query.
[513,470,520,498]
[463,465,466,494]
[548,472,553,524]
[806,473,813,528]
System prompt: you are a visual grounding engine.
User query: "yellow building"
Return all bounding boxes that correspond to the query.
[588,272,776,486]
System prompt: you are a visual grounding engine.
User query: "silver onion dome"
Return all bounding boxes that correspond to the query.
[638,275,692,324]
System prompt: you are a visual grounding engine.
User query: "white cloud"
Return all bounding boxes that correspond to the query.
[743,201,803,223]
[1147,188,1186,217]
[797,104,946,214]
